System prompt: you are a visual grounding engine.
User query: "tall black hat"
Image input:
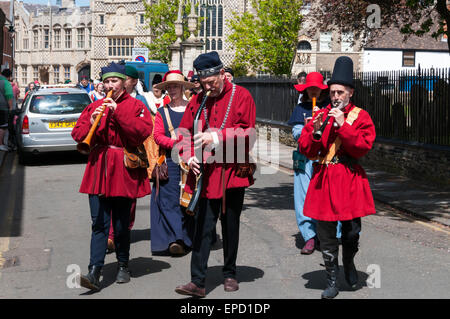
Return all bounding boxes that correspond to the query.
[327,56,354,88]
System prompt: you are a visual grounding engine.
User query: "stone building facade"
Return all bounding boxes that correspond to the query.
[90,0,151,80]
[291,1,364,79]
[12,0,257,90]
[14,0,92,91]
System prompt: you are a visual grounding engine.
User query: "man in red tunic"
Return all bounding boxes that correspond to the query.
[174,51,256,298]
[72,62,153,291]
[299,56,376,299]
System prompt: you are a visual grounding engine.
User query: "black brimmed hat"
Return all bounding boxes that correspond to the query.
[327,56,354,89]
[193,51,223,77]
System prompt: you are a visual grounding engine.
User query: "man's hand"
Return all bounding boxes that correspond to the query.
[90,105,106,125]
[188,156,201,176]
[328,108,345,127]
[103,97,118,112]
[194,132,214,150]
[312,115,323,133]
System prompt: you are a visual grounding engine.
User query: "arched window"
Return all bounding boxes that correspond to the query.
[297,40,312,51]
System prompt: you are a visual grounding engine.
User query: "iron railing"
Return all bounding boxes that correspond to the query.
[235,67,450,146]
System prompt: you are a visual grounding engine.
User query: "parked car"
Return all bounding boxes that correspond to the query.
[15,85,92,164]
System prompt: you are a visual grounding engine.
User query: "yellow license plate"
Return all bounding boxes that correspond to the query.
[49,121,76,129]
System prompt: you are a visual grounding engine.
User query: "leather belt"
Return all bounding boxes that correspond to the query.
[317,155,358,172]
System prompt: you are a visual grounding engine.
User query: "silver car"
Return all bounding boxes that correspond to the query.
[16,86,92,164]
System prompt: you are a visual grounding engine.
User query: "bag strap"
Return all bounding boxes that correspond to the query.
[163,105,177,140]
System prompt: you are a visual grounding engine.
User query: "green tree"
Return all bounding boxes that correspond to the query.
[142,0,193,63]
[308,0,450,52]
[227,0,304,76]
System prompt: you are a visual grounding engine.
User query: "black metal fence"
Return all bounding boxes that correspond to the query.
[235,67,450,146]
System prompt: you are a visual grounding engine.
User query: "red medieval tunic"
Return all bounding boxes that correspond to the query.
[177,79,256,199]
[72,91,153,199]
[298,103,376,221]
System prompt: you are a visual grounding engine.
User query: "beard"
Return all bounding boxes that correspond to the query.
[332,97,350,110]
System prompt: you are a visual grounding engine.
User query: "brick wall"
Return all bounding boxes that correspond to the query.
[359,139,450,188]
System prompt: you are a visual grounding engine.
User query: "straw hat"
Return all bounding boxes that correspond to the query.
[154,70,195,90]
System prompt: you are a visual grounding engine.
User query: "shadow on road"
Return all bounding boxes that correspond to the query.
[80,257,171,295]
[204,265,265,295]
[0,152,25,237]
[302,268,369,292]
[20,151,87,166]
[131,228,150,244]
[244,183,294,211]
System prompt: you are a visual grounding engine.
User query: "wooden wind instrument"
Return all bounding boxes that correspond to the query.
[77,90,114,155]
[312,96,317,118]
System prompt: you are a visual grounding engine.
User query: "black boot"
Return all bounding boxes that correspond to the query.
[342,243,359,289]
[321,250,339,299]
[80,266,102,291]
[116,262,131,284]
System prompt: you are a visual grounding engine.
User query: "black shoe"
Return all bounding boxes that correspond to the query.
[343,244,359,289]
[79,266,102,291]
[321,251,339,299]
[116,262,131,284]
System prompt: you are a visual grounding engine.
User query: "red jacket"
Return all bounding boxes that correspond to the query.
[298,103,376,221]
[177,80,256,199]
[72,92,153,198]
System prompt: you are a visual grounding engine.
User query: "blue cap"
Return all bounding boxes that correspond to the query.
[101,62,127,81]
[193,51,223,77]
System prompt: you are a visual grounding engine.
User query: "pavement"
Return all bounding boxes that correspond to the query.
[252,136,450,227]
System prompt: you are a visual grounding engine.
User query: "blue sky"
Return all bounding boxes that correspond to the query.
[21,0,90,6]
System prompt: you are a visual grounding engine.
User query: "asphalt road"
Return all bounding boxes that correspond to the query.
[0,151,449,300]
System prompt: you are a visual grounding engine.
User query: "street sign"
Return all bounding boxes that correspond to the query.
[132,48,149,63]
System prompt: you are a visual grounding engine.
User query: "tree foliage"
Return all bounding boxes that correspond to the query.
[308,0,450,52]
[227,0,304,76]
[142,0,193,63]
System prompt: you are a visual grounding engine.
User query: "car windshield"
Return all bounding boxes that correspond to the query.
[29,93,91,114]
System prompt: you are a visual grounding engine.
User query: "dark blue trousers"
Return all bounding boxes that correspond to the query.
[190,188,245,288]
[88,195,132,268]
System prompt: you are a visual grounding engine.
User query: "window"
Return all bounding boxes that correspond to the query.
[33,30,39,49]
[53,66,60,83]
[44,29,49,49]
[22,30,29,50]
[21,66,27,86]
[108,37,134,57]
[140,14,145,24]
[402,51,415,67]
[23,37,29,50]
[77,28,85,48]
[30,93,91,115]
[297,40,312,51]
[198,2,224,52]
[64,66,71,80]
[88,28,92,48]
[99,15,104,25]
[33,66,39,81]
[54,29,61,49]
[320,32,332,52]
[218,5,223,37]
[341,32,354,52]
[65,29,72,48]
